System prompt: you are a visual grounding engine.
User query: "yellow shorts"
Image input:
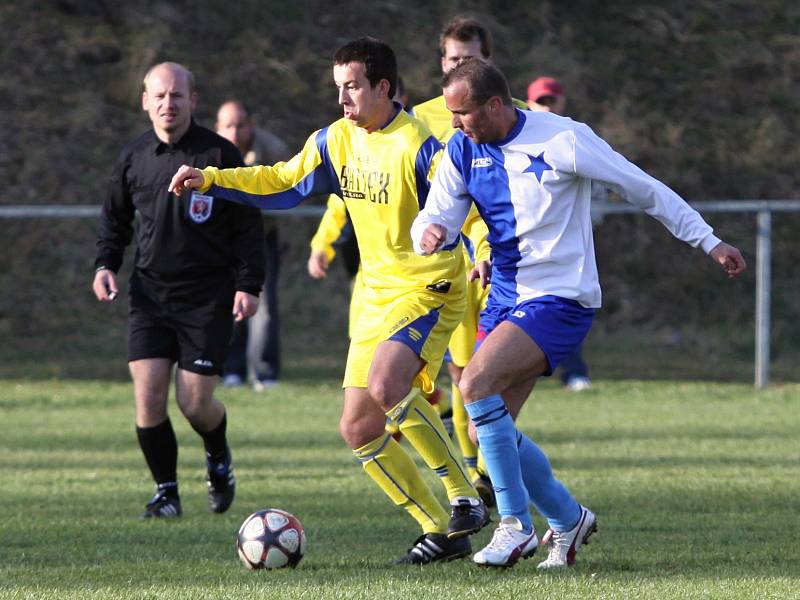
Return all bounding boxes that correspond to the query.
[348,267,365,339]
[448,277,490,367]
[344,282,466,393]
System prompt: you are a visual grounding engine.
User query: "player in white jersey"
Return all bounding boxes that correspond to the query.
[412,59,746,569]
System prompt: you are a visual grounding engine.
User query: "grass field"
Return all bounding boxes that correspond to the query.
[2,377,798,599]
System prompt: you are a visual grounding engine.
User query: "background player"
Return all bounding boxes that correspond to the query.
[215,99,291,391]
[412,15,528,503]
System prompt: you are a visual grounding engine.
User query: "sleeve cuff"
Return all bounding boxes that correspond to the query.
[199,168,214,193]
[700,233,722,254]
[236,285,262,296]
[310,243,336,261]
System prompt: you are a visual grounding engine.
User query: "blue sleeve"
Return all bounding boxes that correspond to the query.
[414,135,443,210]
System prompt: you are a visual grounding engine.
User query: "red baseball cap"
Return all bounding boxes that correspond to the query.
[527,77,564,102]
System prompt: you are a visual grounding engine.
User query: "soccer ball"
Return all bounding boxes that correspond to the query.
[236,508,307,570]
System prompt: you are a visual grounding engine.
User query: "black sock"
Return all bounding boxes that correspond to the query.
[136,419,178,489]
[194,412,228,462]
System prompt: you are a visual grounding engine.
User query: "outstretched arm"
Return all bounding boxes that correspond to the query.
[169,129,338,209]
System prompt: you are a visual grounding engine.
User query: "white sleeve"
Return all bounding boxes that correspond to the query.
[411,148,473,254]
[572,124,721,253]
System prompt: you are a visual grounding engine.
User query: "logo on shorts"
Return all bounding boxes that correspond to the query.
[193,359,213,367]
[389,316,410,334]
[189,192,214,223]
[407,327,422,342]
[511,310,526,319]
[425,280,451,294]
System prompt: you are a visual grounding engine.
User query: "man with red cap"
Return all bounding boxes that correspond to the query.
[527,76,566,115]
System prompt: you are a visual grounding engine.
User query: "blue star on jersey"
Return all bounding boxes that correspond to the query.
[523,152,553,182]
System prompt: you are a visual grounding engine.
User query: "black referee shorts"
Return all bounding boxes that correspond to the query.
[127,280,234,377]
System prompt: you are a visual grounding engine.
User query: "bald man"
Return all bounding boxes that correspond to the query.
[215,100,291,391]
[93,62,265,519]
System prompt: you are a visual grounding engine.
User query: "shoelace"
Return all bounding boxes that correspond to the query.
[485,524,519,551]
[541,528,570,560]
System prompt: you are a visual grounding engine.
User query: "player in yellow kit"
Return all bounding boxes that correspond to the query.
[169,37,489,565]
[412,16,529,505]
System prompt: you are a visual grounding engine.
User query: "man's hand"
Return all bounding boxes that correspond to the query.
[419,224,448,255]
[92,268,118,301]
[168,165,204,195]
[469,259,492,289]
[307,250,330,279]
[709,242,747,278]
[232,291,259,321]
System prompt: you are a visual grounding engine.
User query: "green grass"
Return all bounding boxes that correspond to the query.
[1,378,798,599]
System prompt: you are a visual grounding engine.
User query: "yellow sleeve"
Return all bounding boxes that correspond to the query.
[310,195,348,261]
[199,130,335,209]
[426,147,444,184]
[461,205,491,264]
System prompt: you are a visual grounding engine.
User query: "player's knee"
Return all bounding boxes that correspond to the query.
[339,414,383,450]
[458,371,486,404]
[366,378,401,412]
[135,391,168,422]
[177,393,212,421]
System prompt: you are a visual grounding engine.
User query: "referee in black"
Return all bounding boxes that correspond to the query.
[92,62,265,519]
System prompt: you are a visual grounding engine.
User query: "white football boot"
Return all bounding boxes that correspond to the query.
[537,505,597,569]
[473,516,539,567]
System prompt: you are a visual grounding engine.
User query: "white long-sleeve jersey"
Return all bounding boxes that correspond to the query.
[411,109,721,308]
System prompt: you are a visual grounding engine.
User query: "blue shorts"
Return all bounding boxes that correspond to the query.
[476,295,594,376]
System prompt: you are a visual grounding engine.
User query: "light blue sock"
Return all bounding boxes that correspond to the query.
[516,430,580,531]
[465,395,532,532]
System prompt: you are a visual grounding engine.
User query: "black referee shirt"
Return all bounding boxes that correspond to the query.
[95,121,265,300]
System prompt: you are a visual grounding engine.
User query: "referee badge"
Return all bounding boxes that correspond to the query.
[188,191,214,223]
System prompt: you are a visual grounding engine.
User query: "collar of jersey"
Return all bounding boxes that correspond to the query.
[152,119,198,154]
[492,108,527,147]
[376,101,404,131]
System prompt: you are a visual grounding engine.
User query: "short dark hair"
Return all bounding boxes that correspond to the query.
[442,59,512,107]
[333,37,397,99]
[439,15,493,58]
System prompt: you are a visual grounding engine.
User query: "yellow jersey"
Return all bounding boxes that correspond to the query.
[412,94,529,143]
[199,107,464,291]
[310,194,348,262]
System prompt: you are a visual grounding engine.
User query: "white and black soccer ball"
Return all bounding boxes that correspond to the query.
[236,508,307,570]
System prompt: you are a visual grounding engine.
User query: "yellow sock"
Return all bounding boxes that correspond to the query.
[384,417,400,437]
[451,382,478,481]
[387,390,477,502]
[425,386,451,417]
[353,433,448,534]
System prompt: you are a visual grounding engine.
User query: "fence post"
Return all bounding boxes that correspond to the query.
[755,210,771,388]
